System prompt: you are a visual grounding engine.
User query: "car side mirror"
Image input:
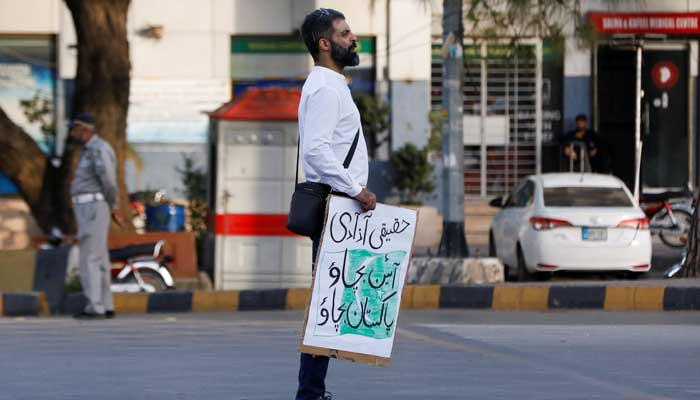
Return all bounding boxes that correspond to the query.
[489,197,504,208]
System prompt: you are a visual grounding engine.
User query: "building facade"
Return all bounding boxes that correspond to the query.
[428,0,699,198]
[0,0,696,201]
[0,0,432,197]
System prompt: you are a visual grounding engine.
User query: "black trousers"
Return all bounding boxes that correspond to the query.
[295,236,329,400]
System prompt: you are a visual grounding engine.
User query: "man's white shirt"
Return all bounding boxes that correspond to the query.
[298,66,368,197]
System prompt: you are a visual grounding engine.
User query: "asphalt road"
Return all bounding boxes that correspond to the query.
[1,310,699,400]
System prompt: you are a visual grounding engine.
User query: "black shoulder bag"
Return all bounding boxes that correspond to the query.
[286,129,360,237]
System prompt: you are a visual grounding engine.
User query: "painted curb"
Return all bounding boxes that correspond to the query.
[3,285,700,317]
[1,292,49,317]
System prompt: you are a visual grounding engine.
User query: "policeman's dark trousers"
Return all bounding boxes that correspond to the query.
[295,236,330,400]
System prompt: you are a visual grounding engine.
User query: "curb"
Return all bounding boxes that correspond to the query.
[2,285,700,317]
[0,292,50,317]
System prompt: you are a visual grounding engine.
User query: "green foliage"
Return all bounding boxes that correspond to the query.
[176,155,207,236]
[428,108,448,153]
[390,143,435,205]
[177,155,208,270]
[19,91,55,153]
[461,0,617,54]
[177,155,206,203]
[64,275,82,294]
[353,93,390,159]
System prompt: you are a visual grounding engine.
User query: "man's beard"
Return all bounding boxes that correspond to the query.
[330,40,359,67]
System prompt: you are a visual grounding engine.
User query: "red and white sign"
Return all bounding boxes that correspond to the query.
[589,12,700,34]
[651,62,679,90]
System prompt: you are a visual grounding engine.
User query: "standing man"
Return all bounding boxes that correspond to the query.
[560,114,611,173]
[69,113,122,320]
[296,8,376,400]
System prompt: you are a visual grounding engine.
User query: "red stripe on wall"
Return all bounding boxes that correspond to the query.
[215,214,299,236]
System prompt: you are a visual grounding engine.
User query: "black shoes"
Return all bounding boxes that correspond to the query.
[105,310,116,319]
[73,311,105,320]
[320,392,333,400]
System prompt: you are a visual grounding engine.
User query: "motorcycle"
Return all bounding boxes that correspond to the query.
[109,240,176,293]
[640,189,693,249]
[663,251,687,279]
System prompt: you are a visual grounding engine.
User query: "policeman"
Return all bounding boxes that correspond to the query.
[69,113,123,319]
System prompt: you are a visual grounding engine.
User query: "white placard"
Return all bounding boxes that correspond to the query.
[301,196,417,360]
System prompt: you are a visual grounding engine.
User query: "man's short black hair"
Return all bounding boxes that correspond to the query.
[301,8,345,61]
[575,114,587,122]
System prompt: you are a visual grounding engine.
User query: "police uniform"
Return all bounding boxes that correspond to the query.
[71,134,118,316]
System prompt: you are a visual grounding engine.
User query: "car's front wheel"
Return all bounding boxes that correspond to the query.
[516,245,531,282]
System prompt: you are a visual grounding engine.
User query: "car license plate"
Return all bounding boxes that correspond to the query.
[582,227,607,241]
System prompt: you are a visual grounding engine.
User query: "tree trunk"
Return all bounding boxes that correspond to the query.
[0,0,132,234]
[66,0,132,230]
[0,108,54,230]
[683,192,699,278]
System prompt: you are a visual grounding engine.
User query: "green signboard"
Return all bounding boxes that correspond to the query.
[232,36,374,54]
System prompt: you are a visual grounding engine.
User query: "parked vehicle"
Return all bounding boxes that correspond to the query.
[489,173,652,281]
[639,190,693,249]
[110,240,176,292]
[663,252,687,279]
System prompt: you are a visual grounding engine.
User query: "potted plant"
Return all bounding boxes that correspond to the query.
[390,143,442,254]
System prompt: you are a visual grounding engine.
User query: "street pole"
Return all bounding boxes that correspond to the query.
[535,38,543,175]
[633,44,643,205]
[438,0,469,257]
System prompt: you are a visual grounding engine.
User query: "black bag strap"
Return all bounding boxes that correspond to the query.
[294,128,360,185]
[343,128,360,169]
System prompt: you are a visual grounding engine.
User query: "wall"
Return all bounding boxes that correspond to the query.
[0,0,435,195]
[388,0,432,151]
[125,143,208,198]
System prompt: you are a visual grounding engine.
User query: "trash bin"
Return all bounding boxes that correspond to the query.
[145,204,185,232]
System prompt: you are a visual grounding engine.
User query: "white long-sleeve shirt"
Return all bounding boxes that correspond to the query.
[298,66,368,197]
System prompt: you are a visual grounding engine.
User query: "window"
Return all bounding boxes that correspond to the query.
[543,187,633,207]
[505,180,534,208]
[519,181,535,207]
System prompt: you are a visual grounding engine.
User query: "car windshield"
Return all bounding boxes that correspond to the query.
[543,186,633,207]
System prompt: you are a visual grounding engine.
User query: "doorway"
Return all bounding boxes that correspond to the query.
[596,44,689,190]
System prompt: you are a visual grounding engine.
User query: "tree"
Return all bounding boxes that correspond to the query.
[682,193,699,278]
[0,0,132,234]
[353,93,390,159]
[390,143,435,205]
[19,91,55,155]
[427,108,447,154]
[177,155,208,270]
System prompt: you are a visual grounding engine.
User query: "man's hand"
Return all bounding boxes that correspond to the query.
[564,146,577,160]
[589,147,598,157]
[355,188,377,212]
[111,209,125,228]
[566,147,578,160]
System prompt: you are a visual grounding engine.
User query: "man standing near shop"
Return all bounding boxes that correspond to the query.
[561,114,611,173]
[296,8,376,400]
[70,113,123,320]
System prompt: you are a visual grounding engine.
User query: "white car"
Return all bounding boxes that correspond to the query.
[489,173,652,281]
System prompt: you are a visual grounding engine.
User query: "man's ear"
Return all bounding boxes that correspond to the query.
[318,37,331,53]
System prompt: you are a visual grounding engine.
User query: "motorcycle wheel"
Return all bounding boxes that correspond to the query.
[132,269,169,292]
[659,208,693,249]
